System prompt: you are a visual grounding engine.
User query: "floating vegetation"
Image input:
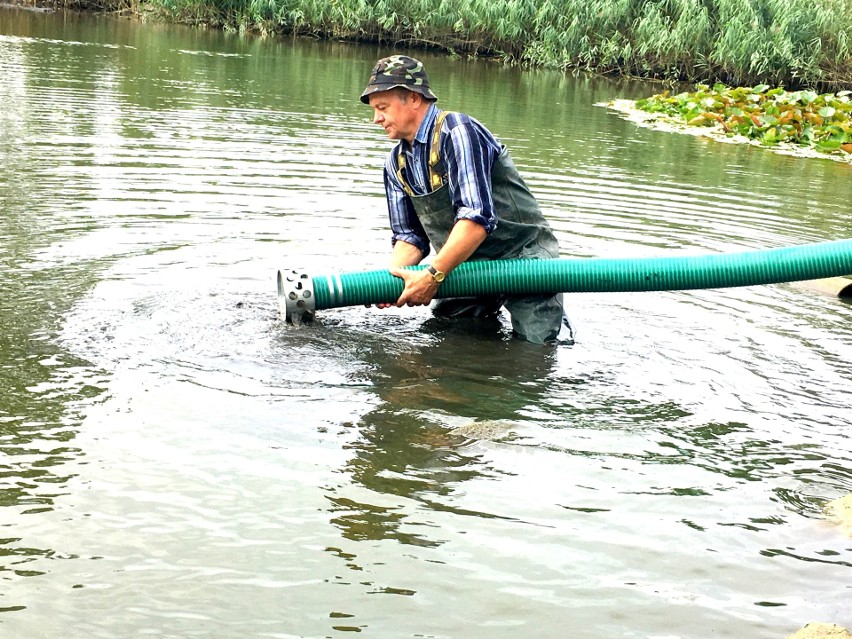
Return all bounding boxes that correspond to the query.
[448,419,520,441]
[786,622,852,639]
[826,494,852,537]
[631,84,852,161]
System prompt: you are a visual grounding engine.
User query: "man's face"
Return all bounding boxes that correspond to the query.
[369,90,419,143]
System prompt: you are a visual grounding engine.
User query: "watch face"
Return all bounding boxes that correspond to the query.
[427,265,445,282]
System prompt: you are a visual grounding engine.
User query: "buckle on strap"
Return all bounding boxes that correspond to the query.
[429,111,451,190]
[396,110,454,196]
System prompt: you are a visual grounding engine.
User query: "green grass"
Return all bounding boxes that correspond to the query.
[63,0,852,90]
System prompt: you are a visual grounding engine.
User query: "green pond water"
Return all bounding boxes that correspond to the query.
[1,7,851,638]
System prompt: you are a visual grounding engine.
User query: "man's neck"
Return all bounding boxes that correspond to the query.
[403,104,435,146]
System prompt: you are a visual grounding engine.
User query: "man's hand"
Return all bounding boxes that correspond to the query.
[365,221,486,310]
[364,240,425,309]
[390,267,440,307]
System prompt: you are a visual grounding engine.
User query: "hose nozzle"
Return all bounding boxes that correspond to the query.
[277,269,316,325]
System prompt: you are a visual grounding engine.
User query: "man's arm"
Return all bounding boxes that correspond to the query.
[389,239,425,268]
[391,116,499,307]
[366,239,425,310]
[391,219,486,307]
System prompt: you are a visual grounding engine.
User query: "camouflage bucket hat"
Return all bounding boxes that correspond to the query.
[360,55,438,104]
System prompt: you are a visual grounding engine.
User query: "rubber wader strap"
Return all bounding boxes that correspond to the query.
[429,110,451,190]
[396,110,453,196]
[395,152,415,197]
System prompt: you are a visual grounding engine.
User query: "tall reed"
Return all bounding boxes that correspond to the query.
[117,0,851,89]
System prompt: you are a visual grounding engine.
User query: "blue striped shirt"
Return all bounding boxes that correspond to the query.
[383,103,502,257]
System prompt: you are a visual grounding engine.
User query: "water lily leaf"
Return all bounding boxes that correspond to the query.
[736,122,754,136]
[761,128,778,145]
[823,125,848,143]
[753,84,770,93]
[800,90,819,104]
[816,139,842,152]
[837,90,851,97]
[819,106,836,118]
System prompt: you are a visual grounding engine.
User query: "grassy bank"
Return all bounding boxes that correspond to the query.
[43,0,852,90]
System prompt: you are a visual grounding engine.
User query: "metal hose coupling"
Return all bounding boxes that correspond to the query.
[277,269,316,325]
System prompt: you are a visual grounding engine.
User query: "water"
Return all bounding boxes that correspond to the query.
[1,7,851,638]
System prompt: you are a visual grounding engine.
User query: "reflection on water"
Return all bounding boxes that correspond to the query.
[330,325,559,547]
[1,6,852,638]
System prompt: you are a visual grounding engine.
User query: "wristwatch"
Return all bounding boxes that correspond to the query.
[426,264,446,283]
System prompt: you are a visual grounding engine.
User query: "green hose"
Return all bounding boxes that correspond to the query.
[278,238,852,322]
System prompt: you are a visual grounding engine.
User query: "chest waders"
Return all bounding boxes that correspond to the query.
[396,112,569,344]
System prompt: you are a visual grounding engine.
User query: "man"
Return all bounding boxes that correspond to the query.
[361,54,571,345]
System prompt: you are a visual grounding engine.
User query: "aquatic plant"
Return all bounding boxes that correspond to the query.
[636,84,852,156]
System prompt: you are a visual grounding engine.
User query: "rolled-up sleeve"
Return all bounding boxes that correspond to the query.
[443,116,502,234]
[383,157,430,257]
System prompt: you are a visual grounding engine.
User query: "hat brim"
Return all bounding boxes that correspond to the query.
[360,84,438,104]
